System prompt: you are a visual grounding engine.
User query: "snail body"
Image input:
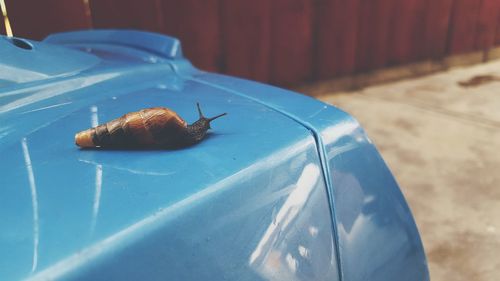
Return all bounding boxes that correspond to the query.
[75,103,226,148]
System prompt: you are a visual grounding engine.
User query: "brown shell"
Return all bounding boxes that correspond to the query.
[75,107,187,148]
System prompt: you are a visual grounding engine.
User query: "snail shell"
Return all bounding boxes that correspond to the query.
[75,103,226,148]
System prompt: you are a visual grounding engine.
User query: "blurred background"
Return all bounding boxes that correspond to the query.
[1,0,500,87]
[2,1,499,280]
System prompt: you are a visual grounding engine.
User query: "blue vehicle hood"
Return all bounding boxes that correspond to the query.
[0,30,428,281]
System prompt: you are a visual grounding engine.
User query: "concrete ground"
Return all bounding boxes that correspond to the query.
[307,60,500,281]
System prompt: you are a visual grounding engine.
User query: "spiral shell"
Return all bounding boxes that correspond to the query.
[75,104,226,149]
[76,107,188,148]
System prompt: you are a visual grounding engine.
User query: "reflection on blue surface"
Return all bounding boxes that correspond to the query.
[0,36,99,84]
[1,30,428,280]
[20,139,339,281]
[0,70,340,280]
[326,130,429,281]
[89,105,102,235]
[195,71,430,281]
[249,163,338,281]
[90,163,102,236]
[21,138,39,273]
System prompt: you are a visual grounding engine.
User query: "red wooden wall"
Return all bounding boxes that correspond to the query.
[0,15,5,37]
[1,0,500,86]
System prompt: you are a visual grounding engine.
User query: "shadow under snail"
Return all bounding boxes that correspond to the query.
[75,103,226,149]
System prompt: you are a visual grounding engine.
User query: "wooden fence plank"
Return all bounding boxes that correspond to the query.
[475,0,500,51]
[422,0,454,59]
[447,0,482,55]
[90,0,163,33]
[355,0,394,72]
[496,1,500,45]
[221,0,271,82]
[315,0,359,78]
[388,0,427,65]
[161,0,221,72]
[3,0,495,85]
[270,0,313,85]
[0,12,6,35]
[5,0,91,40]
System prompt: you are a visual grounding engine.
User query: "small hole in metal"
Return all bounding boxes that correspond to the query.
[10,38,33,50]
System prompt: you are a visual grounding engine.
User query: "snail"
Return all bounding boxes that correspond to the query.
[75,103,226,149]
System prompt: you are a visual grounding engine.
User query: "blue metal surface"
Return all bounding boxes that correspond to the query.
[45,29,183,59]
[0,30,428,281]
[194,75,430,281]
[0,36,99,87]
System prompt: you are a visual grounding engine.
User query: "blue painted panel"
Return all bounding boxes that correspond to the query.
[324,128,428,281]
[0,45,339,279]
[44,30,183,59]
[1,30,428,281]
[193,73,430,281]
[33,140,338,281]
[0,36,99,86]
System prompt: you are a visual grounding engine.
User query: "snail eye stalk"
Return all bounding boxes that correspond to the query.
[208,113,227,122]
[196,102,204,118]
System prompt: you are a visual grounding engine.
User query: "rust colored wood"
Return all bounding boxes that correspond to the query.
[161,0,221,72]
[447,0,482,54]
[5,0,91,40]
[221,0,271,82]
[3,0,498,85]
[422,0,454,59]
[475,0,500,51]
[496,4,500,45]
[315,0,360,78]
[0,13,6,35]
[495,0,500,45]
[90,0,164,33]
[355,0,394,71]
[388,0,427,65]
[270,0,313,85]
